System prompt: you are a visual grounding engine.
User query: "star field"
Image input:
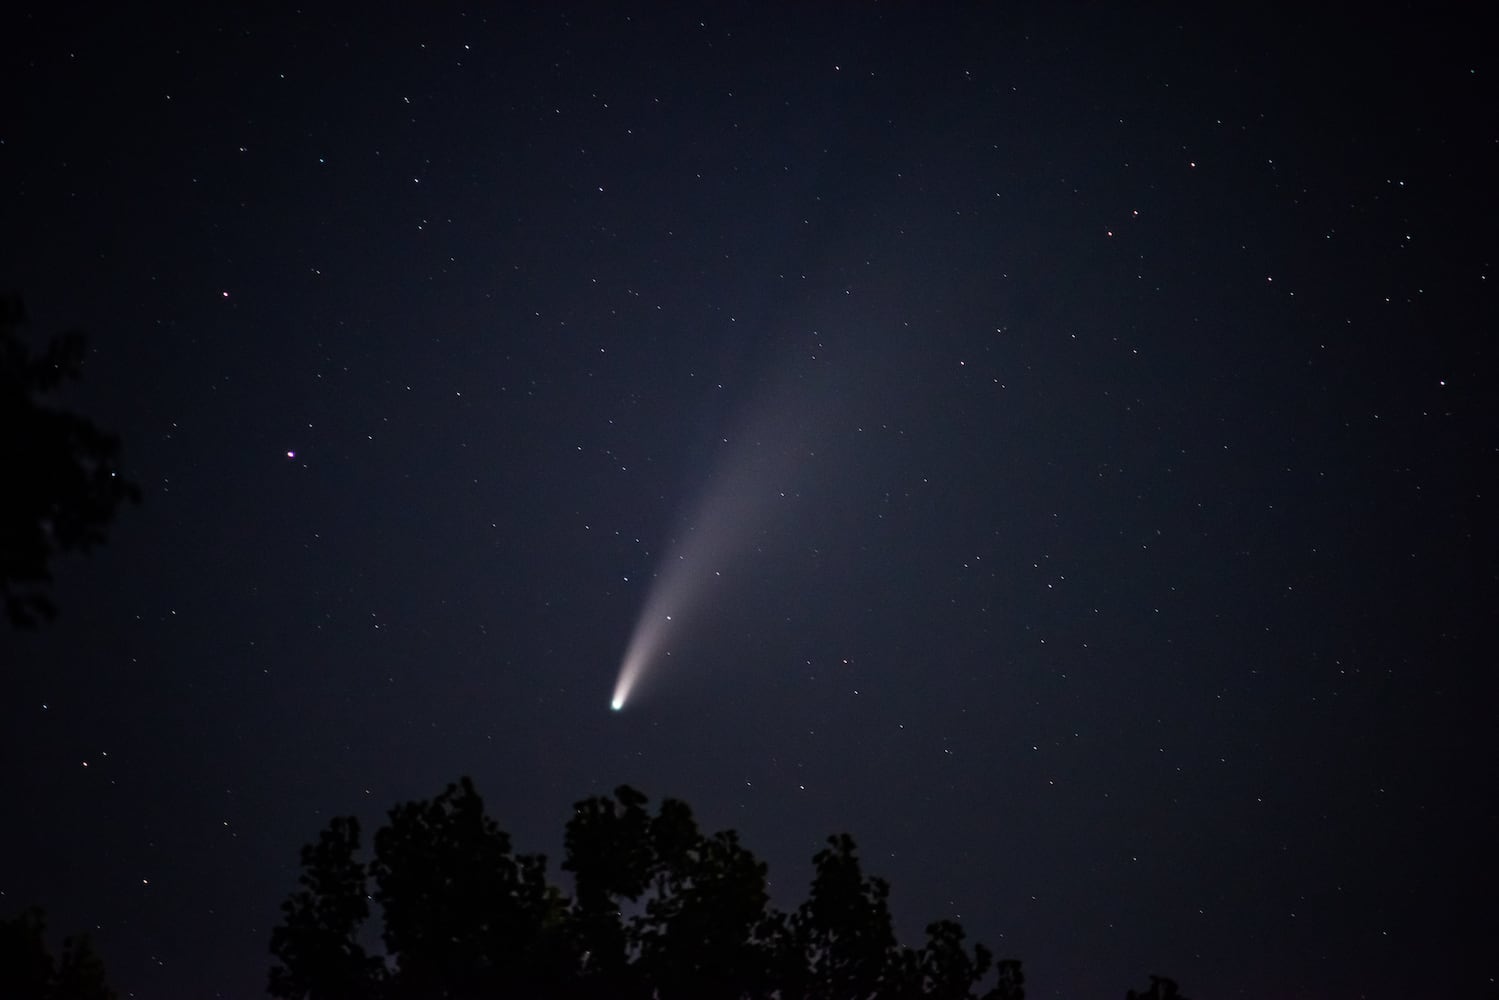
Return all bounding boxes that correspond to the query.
[2,5,1494,998]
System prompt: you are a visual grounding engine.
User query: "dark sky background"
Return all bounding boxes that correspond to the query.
[3,4,1495,998]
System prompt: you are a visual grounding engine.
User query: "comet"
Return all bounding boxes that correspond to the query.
[608,502,737,711]
[607,330,871,711]
[609,377,823,710]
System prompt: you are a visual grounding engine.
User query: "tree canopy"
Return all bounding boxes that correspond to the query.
[0,295,139,627]
[269,778,1027,1000]
[0,907,116,1000]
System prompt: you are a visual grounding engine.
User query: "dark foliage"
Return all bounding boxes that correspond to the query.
[1126,975,1191,1000]
[269,779,1035,1000]
[0,907,116,1000]
[0,296,140,627]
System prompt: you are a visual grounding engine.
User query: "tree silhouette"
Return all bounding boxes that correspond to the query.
[560,782,653,997]
[890,920,1024,1000]
[370,777,569,999]
[0,907,117,1000]
[1,296,139,628]
[1126,975,1191,1000]
[781,833,897,999]
[267,817,384,1000]
[269,779,1031,1000]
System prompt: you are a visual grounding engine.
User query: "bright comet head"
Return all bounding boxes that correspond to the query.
[611,599,671,713]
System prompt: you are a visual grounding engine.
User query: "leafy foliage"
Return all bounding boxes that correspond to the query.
[1126,975,1192,1000]
[0,907,116,1000]
[0,296,139,627]
[268,817,384,1000]
[269,779,1029,1000]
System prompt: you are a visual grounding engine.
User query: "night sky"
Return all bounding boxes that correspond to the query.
[3,5,1495,998]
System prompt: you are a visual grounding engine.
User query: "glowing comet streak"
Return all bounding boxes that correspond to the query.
[609,337,860,711]
[609,492,742,711]
[610,400,814,710]
[611,609,673,711]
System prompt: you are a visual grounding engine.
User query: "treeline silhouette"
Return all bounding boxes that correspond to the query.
[266,777,1191,1000]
